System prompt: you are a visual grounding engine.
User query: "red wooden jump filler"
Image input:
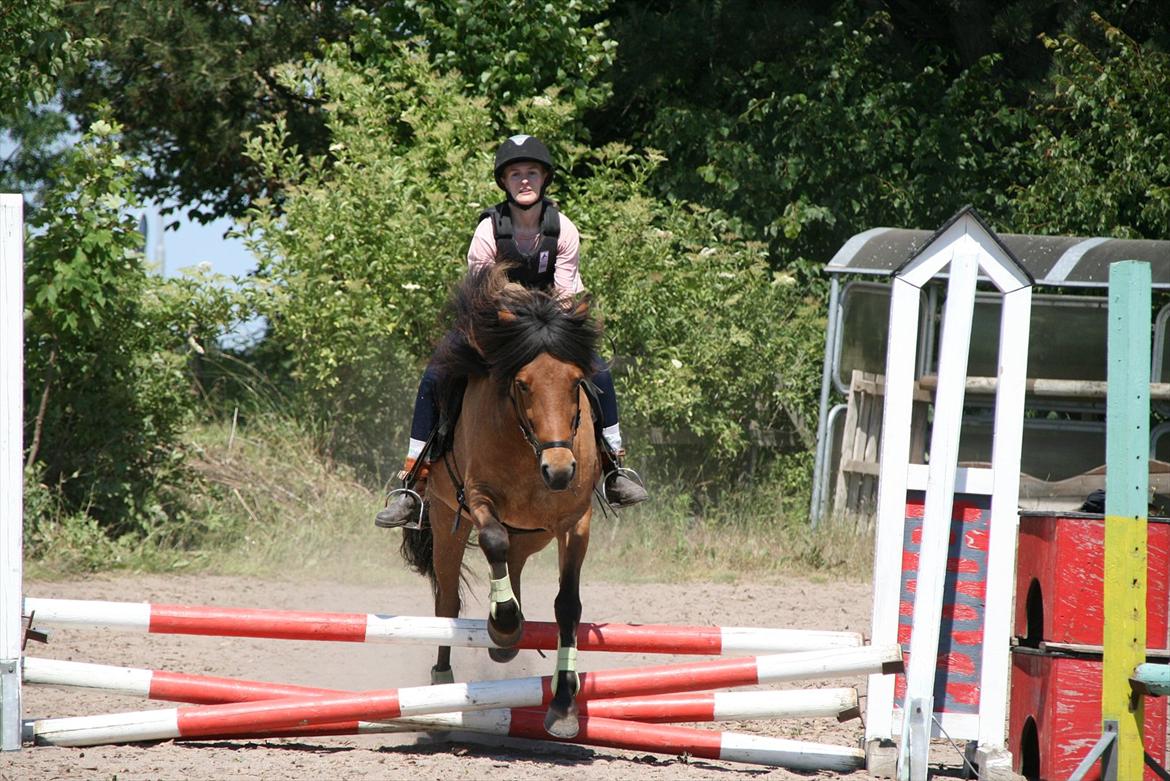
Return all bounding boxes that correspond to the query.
[1010,511,1170,780]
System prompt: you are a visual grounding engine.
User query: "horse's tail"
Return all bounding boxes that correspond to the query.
[399,524,437,588]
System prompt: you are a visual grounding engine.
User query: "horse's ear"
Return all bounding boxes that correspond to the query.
[497,309,517,324]
[570,299,589,319]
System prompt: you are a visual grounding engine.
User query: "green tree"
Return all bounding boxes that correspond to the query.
[1011,14,1170,238]
[54,0,359,223]
[14,1,614,222]
[0,0,98,205]
[592,0,1170,276]
[0,0,96,114]
[384,0,614,117]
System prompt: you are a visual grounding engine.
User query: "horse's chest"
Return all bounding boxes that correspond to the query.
[494,481,590,528]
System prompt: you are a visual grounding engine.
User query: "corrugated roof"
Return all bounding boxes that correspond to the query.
[826,226,1170,288]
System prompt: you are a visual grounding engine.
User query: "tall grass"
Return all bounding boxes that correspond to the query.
[25,415,873,584]
[180,413,412,585]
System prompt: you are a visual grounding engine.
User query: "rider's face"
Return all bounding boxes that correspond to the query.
[502,163,547,207]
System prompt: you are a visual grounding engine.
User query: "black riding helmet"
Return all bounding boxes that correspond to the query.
[494,135,554,208]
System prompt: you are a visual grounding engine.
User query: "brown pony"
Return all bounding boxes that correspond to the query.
[400,264,601,738]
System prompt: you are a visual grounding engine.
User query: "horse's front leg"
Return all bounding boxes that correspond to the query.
[473,502,525,649]
[488,530,554,663]
[544,513,590,738]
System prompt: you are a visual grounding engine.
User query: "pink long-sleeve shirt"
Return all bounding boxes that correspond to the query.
[466,211,585,298]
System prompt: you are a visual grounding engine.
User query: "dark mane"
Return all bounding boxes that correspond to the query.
[433,265,600,401]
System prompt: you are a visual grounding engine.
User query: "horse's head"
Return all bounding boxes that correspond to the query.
[502,312,589,491]
[437,266,601,492]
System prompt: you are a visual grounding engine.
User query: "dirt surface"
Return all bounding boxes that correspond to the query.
[6,570,970,780]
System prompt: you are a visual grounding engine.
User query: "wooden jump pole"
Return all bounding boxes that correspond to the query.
[28,643,902,747]
[200,709,867,772]
[30,699,865,772]
[23,596,862,654]
[22,656,861,722]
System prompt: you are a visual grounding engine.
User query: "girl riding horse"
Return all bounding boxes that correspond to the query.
[375,134,647,530]
[400,263,602,737]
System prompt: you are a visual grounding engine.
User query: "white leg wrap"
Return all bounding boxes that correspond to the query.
[489,574,516,620]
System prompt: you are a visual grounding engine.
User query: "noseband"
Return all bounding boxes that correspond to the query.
[510,379,583,459]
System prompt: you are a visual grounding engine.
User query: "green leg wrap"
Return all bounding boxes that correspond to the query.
[550,642,580,696]
[489,573,516,620]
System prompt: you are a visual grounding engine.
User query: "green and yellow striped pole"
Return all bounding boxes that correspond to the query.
[1103,260,1151,780]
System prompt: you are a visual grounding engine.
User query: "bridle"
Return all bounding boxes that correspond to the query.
[510,378,583,459]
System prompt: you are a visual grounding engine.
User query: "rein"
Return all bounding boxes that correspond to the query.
[441,448,470,533]
[509,380,582,459]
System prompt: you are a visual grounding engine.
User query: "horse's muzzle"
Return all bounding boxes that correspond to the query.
[540,453,576,491]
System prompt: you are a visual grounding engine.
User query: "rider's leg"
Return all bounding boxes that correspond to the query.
[375,363,440,529]
[592,364,648,508]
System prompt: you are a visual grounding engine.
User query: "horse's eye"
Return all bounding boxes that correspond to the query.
[515,379,530,394]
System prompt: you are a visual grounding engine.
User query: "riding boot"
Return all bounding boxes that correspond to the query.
[600,447,648,509]
[375,460,429,529]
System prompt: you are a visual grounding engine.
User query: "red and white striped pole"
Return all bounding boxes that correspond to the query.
[23,660,866,772]
[224,708,867,773]
[23,656,861,721]
[29,643,901,747]
[24,596,861,654]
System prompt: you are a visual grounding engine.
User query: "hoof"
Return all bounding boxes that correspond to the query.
[430,665,455,685]
[487,599,524,648]
[543,704,580,739]
[488,645,519,663]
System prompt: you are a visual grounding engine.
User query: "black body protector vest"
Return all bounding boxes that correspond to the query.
[478,199,561,290]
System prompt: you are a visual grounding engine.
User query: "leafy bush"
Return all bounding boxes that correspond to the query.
[241,42,500,476]
[242,30,822,478]
[23,117,243,539]
[561,144,824,460]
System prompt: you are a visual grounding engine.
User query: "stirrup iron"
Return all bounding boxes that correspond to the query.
[602,465,647,508]
[374,486,425,530]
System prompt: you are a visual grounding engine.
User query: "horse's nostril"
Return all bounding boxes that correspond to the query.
[541,459,575,490]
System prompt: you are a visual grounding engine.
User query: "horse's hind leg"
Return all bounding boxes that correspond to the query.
[544,515,590,738]
[429,501,469,684]
[476,516,524,648]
